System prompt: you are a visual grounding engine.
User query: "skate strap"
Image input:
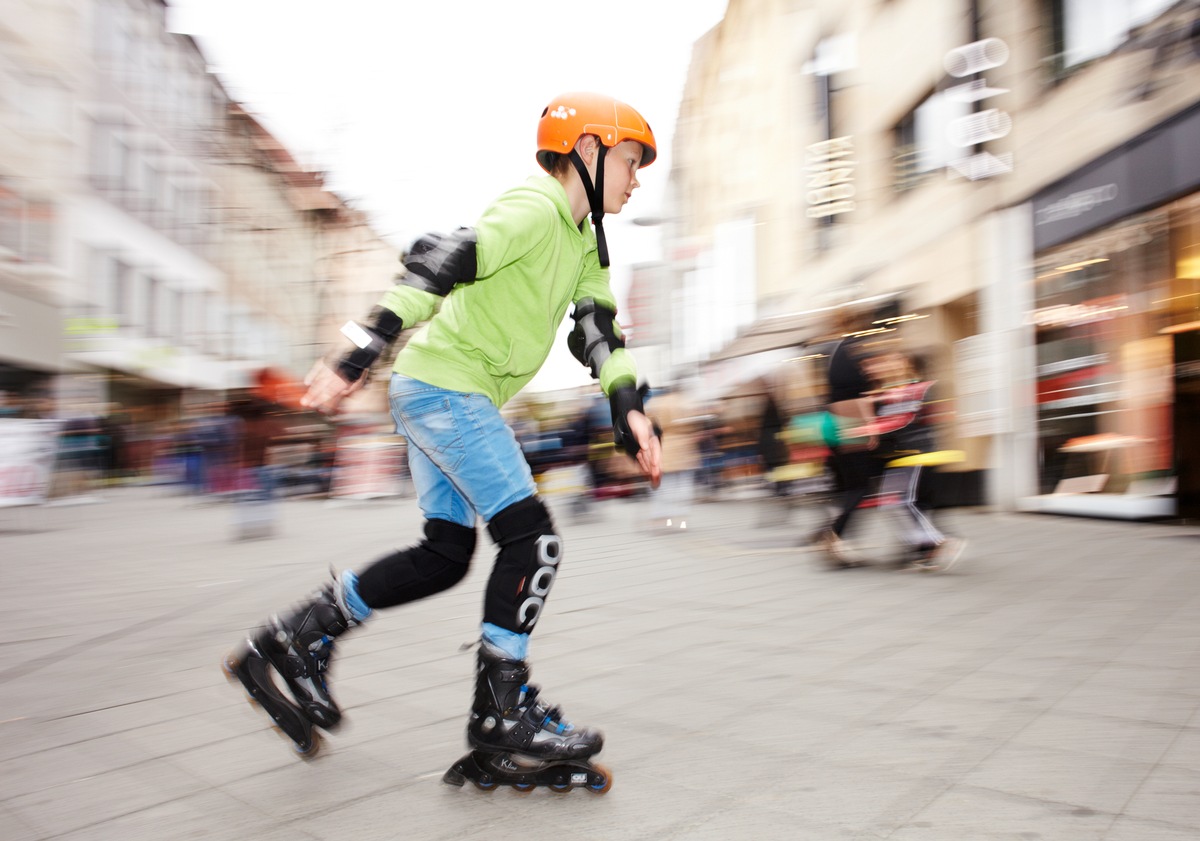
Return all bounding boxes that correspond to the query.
[511,694,575,744]
[539,704,572,735]
[284,641,330,679]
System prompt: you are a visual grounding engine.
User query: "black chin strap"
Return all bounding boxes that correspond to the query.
[568,146,609,268]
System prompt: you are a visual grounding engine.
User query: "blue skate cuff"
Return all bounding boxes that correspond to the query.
[340,570,373,622]
[481,623,529,660]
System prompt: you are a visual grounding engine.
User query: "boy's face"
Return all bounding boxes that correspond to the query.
[602,140,644,215]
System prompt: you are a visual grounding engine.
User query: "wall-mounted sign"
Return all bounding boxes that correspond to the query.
[944,38,1013,181]
[1032,103,1200,251]
[1026,294,1129,329]
[806,136,856,218]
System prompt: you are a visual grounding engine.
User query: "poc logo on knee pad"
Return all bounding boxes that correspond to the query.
[516,534,561,631]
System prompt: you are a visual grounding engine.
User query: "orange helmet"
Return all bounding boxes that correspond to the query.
[536,92,657,173]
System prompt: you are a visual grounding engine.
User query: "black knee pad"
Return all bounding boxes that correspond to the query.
[483,496,561,634]
[355,518,477,610]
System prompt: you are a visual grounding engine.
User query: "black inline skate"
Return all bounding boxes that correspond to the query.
[442,640,612,793]
[222,574,360,758]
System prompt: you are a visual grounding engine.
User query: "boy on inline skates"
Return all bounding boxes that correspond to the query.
[224,93,663,793]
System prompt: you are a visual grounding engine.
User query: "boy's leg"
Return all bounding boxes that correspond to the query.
[228,570,365,730]
[468,496,604,765]
[385,378,603,763]
[224,567,366,754]
[482,495,560,639]
[227,379,485,741]
[353,440,479,609]
[467,482,605,763]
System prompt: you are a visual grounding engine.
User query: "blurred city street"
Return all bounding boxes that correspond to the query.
[4,1,1200,838]
[2,487,1199,840]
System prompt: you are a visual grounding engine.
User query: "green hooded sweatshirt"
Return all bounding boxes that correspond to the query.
[377,175,637,407]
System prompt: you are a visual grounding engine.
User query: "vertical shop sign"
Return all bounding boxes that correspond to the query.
[954,332,1007,437]
[806,136,856,218]
[944,38,1013,180]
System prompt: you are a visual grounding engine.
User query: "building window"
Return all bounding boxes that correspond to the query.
[1030,206,1182,495]
[15,74,71,136]
[155,281,174,343]
[113,260,132,326]
[144,276,158,337]
[893,91,969,192]
[0,182,54,264]
[89,251,114,316]
[1048,0,1177,72]
[170,288,184,346]
[89,122,130,194]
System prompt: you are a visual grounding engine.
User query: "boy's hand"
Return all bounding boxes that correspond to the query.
[625,410,662,488]
[300,359,364,415]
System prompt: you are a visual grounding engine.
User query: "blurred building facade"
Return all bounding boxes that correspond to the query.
[0,0,399,424]
[650,0,1200,519]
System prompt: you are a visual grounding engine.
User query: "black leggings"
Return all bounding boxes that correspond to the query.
[828,446,884,537]
[353,495,561,637]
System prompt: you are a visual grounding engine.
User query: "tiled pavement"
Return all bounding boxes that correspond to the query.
[2,486,1198,840]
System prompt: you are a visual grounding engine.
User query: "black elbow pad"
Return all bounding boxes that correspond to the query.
[568,299,625,380]
[401,227,477,296]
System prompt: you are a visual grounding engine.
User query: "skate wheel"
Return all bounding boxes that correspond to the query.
[294,731,321,760]
[222,655,252,695]
[511,781,536,793]
[586,764,613,794]
[547,768,576,793]
[221,654,238,680]
[471,775,498,792]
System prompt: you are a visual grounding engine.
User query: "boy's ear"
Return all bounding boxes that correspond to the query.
[574,134,599,166]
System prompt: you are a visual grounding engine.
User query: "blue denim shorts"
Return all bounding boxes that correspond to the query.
[387,374,537,527]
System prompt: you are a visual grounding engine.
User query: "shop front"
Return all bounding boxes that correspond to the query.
[1023,104,1200,519]
[0,284,62,410]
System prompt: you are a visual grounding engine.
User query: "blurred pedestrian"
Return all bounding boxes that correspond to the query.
[871,350,965,571]
[817,311,886,565]
[647,384,702,530]
[225,93,662,791]
[229,395,284,539]
[819,316,965,572]
[756,385,790,497]
[695,414,728,500]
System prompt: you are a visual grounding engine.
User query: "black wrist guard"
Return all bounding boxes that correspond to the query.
[334,306,404,384]
[610,382,653,458]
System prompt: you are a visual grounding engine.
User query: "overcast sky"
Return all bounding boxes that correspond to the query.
[166,0,727,392]
[167,1,726,251]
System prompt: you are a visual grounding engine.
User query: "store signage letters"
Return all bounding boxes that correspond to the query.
[806,136,856,218]
[1034,184,1120,226]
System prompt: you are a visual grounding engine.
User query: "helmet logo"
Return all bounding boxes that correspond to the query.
[549,106,576,120]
